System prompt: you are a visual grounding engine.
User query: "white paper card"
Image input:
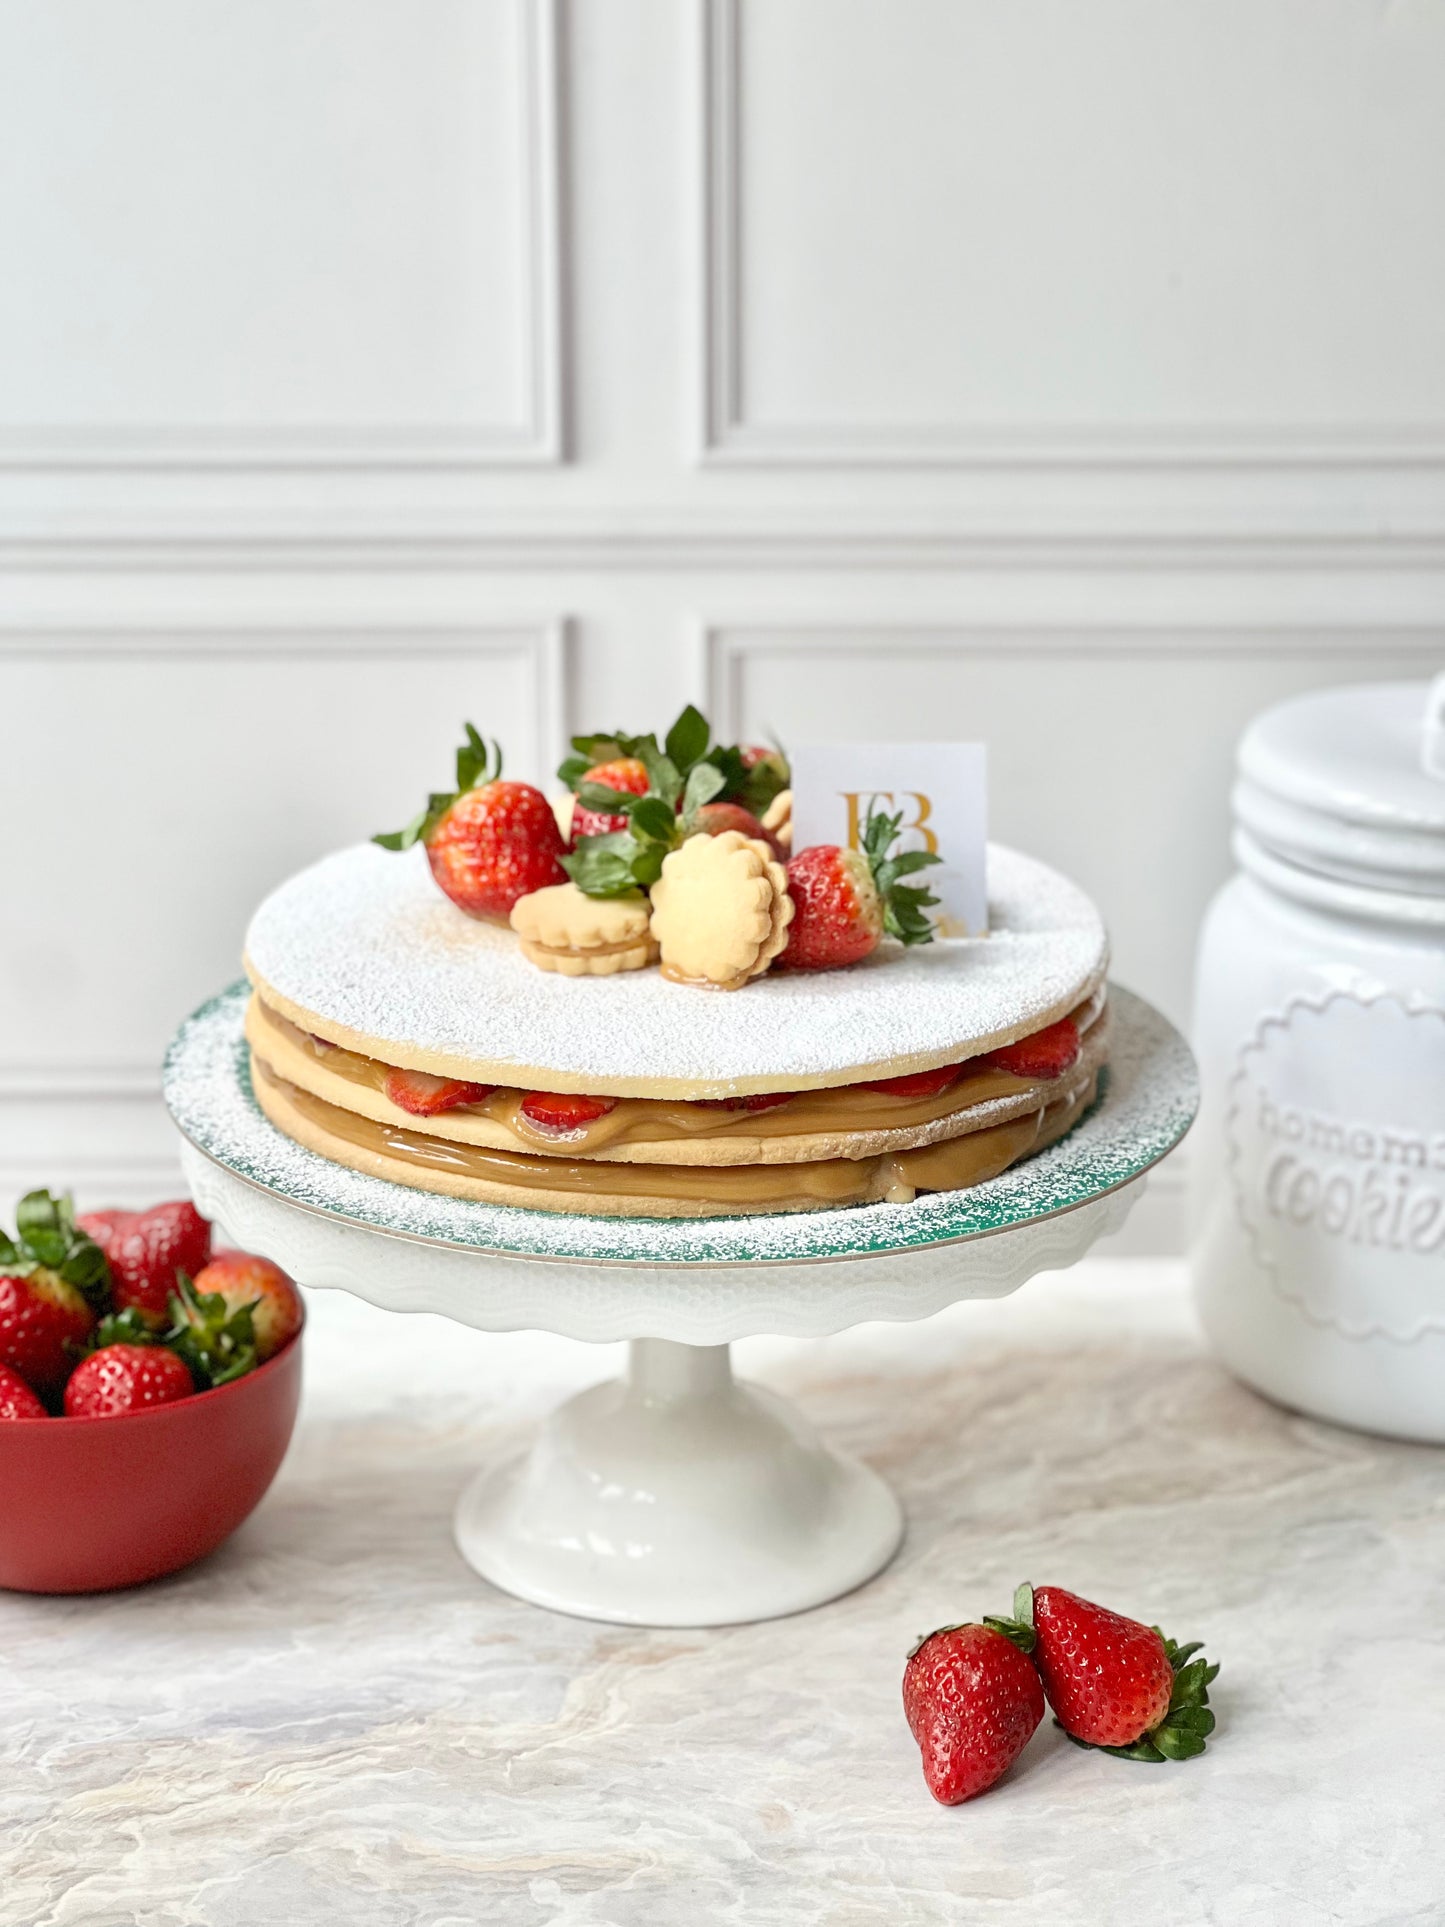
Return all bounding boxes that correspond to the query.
[789,743,988,937]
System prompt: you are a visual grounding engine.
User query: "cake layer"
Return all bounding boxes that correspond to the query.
[243,842,1108,1098]
[246,990,1108,1168]
[251,1053,1098,1219]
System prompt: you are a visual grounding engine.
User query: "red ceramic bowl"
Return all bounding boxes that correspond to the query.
[0,1320,303,1594]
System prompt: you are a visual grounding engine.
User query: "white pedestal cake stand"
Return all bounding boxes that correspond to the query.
[164,984,1195,1628]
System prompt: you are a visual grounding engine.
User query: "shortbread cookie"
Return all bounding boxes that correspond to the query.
[648,831,794,990]
[511,882,658,977]
[762,787,793,853]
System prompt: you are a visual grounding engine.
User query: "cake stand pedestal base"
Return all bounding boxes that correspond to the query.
[454,1337,903,1627]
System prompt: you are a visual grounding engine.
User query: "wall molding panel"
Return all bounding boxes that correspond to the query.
[698,620,1445,739]
[11,517,1445,575]
[0,615,570,1137]
[697,0,1445,473]
[0,0,563,472]
[0,615,570,770]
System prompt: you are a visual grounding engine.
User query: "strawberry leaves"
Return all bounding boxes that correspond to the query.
[557,728,657,791]
[0,1190,111,1304]
[89,1307,160,1349]
[860,806,943,946]
[374,723,503,853]
[664,702,712,775]
[559,707,791,899]
[166,1274,259,1389]
[77,1275,260,1390]
[563,737,731,899]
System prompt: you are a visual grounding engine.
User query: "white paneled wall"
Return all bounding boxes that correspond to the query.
[2,0,1443,1243]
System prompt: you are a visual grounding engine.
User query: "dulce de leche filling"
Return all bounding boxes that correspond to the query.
[247,993,1102,1160]
[252,1052,1097,1212]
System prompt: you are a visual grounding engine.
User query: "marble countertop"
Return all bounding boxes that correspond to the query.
[3,1258,1442,1926]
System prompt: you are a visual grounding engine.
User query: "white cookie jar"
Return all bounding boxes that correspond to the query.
[1190,677,1445,1442]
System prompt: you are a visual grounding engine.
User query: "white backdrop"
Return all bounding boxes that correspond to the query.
[2,0,1443,1242]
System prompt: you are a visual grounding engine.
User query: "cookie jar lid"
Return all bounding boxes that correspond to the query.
[1233,678,1445,912]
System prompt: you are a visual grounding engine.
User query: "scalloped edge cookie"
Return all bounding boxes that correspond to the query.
[648,832,794,990]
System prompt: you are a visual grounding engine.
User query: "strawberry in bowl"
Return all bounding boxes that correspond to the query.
[0,1189,305,1594]
[77,1197,211,1326]
[0,1190,107,1399]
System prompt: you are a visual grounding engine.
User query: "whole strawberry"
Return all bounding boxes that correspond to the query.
[903,1621,1045,1804]
[782,807,942,972]
[1014,1582,1218,1761]
[77,1199,212,1325]
[689,799,780,857]
[570,756,651,840]
[0,1361,46,1420]
[0,1190,108,1400]
[184,1252,303,1363]
[64,1342,194,1418]
[375,724,567,921]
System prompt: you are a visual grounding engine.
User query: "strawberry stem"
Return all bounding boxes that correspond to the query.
[860,806,943,946]
[2,1189,111,1305]
[980,1615,1037,1656]
[373,722,503,853]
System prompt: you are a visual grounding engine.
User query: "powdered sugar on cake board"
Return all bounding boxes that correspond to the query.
[243,843,1108,1096]
[163,981,1195,1269]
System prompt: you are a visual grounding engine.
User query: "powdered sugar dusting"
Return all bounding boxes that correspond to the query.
[163,982,1195,1268]
[243,843,1108,1093]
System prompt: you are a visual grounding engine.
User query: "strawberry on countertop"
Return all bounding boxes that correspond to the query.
[903,1619,1046,1805]
[77,1198,212,1325]
[64,1341,194,1418]
[0,1191,108,1400]
[375,724,568,921]
[782,807,942,972]
[1010,1582,1219,1761]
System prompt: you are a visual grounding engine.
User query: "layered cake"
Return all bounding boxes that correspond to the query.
[242,715,1110,1219]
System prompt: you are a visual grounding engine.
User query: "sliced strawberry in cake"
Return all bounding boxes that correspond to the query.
[384,1068,496,1116]
[518,1091,619,1137]
[860,1064,963,1100]
[980,1017,1081,1082]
